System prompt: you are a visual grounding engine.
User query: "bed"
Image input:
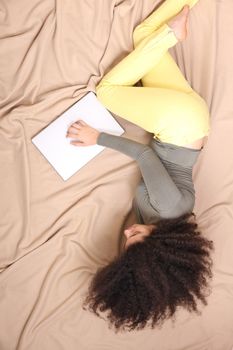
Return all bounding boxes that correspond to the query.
[1,0,233,349]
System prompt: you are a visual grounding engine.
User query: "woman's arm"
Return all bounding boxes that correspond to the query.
[67,121,194,216]
[97,132,187,215]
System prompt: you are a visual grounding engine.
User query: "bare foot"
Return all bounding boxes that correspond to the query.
[168,5,190,42]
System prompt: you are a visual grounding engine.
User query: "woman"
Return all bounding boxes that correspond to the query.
[67,0,213,331]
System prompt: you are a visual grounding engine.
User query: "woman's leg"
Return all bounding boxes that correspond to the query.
[97,24,177,91]
[96,22,209,146]
[133,0,199,47]
[133,2,194,93]
[132,2,209,148]
[141,51,193,93]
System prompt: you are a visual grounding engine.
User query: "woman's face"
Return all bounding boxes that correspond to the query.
[123,224,156,249]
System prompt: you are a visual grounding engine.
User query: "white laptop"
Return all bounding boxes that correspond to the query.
[32,92,124,180]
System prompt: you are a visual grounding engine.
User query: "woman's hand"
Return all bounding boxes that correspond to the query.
[124,224,156,237]
[123,223,156,248]
[66,120,100,147]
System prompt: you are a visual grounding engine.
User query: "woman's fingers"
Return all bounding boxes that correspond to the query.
[67,120,88,135]
[77,120,87,125]
[67,126,79,134]
[68,122,82,132]
[66,132,80,139]
[124,224,151,236]
[67,122,85,137]
[72,123,81,129]
[124,225,138,236]
[66,120,98,147]
[73,120,87,128]
[70,141,86,147]
[69,123,81,131]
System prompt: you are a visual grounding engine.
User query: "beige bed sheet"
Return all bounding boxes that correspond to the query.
[0,0,233,349]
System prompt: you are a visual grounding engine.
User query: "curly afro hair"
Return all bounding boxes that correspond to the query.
[82,213,213,332]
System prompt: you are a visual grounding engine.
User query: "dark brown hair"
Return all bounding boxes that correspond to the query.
[83,213,213,332]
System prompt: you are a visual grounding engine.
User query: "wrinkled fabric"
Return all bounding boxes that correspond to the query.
[0,0,233,349]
